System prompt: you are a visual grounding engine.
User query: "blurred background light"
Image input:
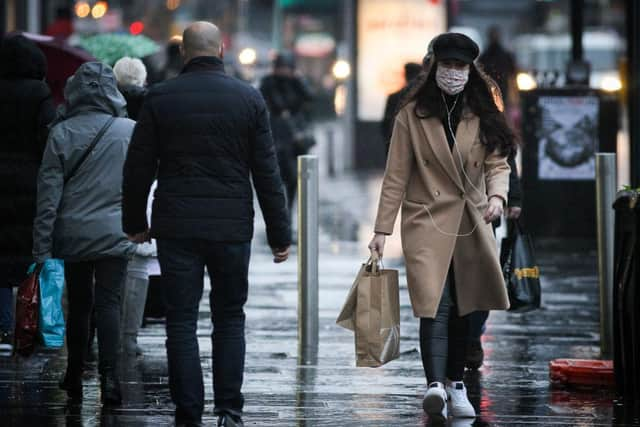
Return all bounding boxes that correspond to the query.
[74,1,91,19]
[601,75,622,92]
[238,48,257,66]
[332,60,351,80]
[517,72,538,91]
[91,1,108,19]
[166,0,181,11]
[129,21,144,35]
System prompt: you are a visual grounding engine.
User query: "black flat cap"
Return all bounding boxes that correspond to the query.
[433,33,479,64]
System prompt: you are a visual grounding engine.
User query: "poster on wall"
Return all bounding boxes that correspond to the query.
[537,96,599,181]
[357,0,446,121]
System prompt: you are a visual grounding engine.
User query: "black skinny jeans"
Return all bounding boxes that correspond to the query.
[64,257,128,376]
[420,266,470,384]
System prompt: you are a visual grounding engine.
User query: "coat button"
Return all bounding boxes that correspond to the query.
[423,159,429,166]
[435,190,440,197]
[474,161,480,167]
[460,192,465,199]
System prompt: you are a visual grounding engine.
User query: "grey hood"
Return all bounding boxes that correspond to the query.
[54,62,127,125]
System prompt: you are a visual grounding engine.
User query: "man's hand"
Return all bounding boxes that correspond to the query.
[272,246,290,263]
[127,230,150,243]
[484,196,504,224]
[506,206,522,219]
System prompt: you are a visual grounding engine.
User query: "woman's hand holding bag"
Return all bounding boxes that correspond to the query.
[368,233,387,258]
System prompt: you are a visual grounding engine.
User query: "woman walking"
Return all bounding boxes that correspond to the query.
[33,62,136,404]
[368,33,516,423]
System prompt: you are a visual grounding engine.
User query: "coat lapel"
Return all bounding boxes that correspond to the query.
[420,117,464,192]
[455,113,480,170]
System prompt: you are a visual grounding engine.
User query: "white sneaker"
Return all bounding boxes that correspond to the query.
[446,381,476,418]
[423,382,448,424]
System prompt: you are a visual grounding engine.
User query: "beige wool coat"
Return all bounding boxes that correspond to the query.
[374,101,511,318]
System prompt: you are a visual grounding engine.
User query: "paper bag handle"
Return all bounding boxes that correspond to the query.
[367,253,381,275]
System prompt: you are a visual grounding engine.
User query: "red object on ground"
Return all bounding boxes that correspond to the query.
[549,359,615,387]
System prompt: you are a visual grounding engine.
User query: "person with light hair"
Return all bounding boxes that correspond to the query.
[113,57,147,120]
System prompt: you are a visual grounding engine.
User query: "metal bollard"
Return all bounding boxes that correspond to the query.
[596,153,616,358]
[298,155,319,363]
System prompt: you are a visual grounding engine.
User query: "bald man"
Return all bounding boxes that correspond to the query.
[123,21,290,427]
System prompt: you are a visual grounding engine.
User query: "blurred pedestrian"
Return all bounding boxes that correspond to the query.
[113,56,153,357]
[163,37,183,81]
[122,22,291,427]
[381,62,422,149]
[44,7,74,40]
[260,52,313,215]
[479,26,520,127]
[368,33,517,422]
[466,154,523,371]
[113,56,148,120]
[119,182,156,357]
[466,37,524,369]
[32,62,136,404]
[0,35,56,355]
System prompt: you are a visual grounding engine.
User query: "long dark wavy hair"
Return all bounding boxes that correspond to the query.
[401,60,518,156]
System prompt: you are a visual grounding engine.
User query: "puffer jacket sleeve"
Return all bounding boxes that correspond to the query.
[249,93,291,249]
[122,97,158,235]
[32,131,64,263]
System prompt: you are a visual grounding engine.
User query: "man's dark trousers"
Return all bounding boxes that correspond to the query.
[157,238,251,424]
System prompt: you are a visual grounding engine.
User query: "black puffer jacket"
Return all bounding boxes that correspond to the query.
[0,35,56,286]
[122,57,290,248]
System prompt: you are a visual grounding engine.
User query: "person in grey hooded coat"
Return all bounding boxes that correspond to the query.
[32,62,135,405]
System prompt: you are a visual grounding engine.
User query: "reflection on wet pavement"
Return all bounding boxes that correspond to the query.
[2,173,640,426]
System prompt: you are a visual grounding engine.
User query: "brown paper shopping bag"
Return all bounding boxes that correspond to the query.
[336,255,400,367]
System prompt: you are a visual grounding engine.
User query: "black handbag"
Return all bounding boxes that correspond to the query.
[500,220,542,313]
[286,113,316,156]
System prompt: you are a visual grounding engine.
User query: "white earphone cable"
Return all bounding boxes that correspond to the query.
[419,92,488,238]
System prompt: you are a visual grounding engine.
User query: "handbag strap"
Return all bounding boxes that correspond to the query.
[64,116,116,185]
[507,218,526,239]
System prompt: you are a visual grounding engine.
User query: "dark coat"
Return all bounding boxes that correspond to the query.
[122,57,291,249]
[118,84,147,121]
[479,43,517,103]
[0,36,56,286]
[259,74,312,152]
[507,153,522,208]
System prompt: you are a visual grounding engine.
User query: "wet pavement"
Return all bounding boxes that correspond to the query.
[2,171,640,426]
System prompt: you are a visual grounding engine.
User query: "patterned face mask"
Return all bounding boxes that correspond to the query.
[435,64,470,95]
